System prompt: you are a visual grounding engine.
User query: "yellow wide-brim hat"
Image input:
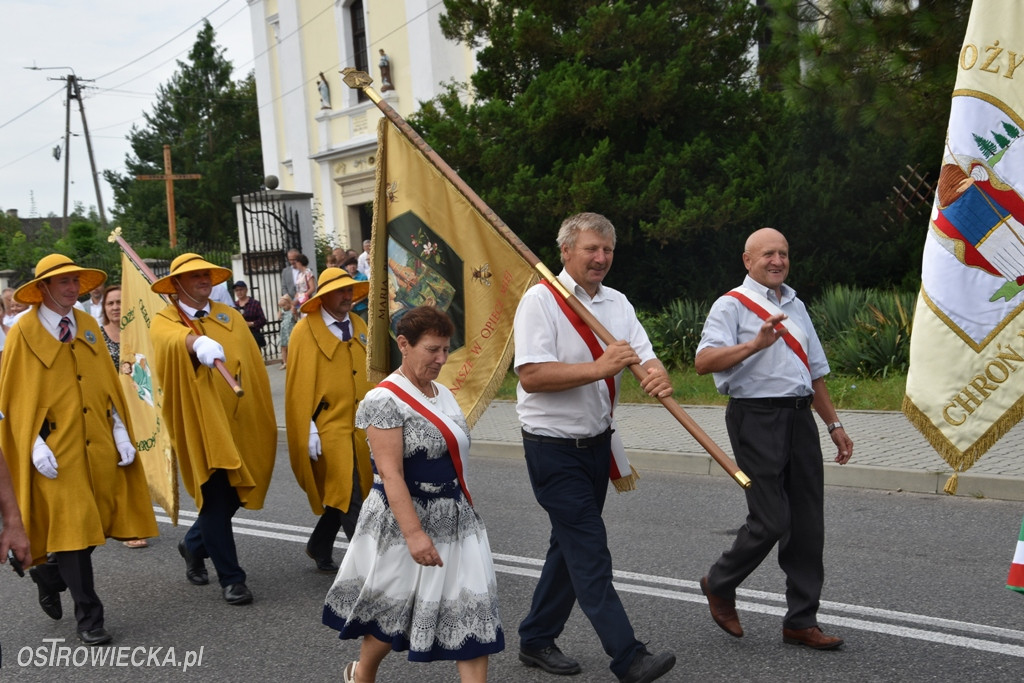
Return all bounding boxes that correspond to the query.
[300,268,370,314]
[150,253,232,295]
[15,254,107,305]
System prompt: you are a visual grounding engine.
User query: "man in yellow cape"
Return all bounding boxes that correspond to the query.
[148,253,276,606]
[285,268,373,572]
[0,254,157,646]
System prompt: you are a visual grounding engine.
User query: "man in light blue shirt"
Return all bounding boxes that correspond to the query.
[695,227,853,651]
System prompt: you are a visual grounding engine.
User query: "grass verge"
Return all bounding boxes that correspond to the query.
[495,368,906,411]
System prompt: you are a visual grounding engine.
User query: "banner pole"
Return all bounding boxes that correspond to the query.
[342,70,750,489]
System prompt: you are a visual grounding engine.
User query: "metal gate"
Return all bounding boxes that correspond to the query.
[238,188,302,361]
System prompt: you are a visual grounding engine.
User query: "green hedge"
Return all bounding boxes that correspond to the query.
[645,285,915,379]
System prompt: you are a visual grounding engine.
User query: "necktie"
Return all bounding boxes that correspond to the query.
[58,316,72,343]
[336,320,351,341]
[194,310,207,319]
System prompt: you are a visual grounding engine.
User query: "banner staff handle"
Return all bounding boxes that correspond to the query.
[342,69,750,489]
[109,229,244,397]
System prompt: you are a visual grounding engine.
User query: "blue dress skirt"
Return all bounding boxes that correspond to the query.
[322,384,504,662]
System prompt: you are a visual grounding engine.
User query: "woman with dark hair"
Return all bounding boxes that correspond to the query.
[99,285,150,550]
[233,281,267,348]
[293,254,316,310]
[323,306,503,683]
[98,285,122,366]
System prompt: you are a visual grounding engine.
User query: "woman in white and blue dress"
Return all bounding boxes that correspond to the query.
[323,306,503,683]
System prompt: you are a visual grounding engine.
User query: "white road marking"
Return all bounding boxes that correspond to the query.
[156,511,1024,658]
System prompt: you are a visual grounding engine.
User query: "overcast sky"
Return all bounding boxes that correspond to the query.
[0,0,255,223]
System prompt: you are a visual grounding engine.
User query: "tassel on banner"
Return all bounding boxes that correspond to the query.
[943,472,959,495]
[612,465,640,493]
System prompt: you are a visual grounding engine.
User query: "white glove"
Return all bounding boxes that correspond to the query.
[308,421,322,462]
[112,418,136,467]
[193,335,226,368]
[32,441,58,479]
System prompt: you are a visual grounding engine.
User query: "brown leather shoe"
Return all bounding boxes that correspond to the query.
[782,626,844,650]
[700,576,742,637]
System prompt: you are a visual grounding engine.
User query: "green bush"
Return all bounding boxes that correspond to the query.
[644,286,915,379]
[641,297,710,370]
[809,284,867,344]
[810,287,914,378]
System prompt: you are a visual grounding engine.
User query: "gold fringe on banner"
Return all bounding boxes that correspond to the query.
[612,465,640,493]
[943,472,959,495]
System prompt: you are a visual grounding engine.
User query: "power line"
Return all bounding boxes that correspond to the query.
[0,137,65,172]
[96,2,248,94]
[0,85,65,131]
[92,0,233,82]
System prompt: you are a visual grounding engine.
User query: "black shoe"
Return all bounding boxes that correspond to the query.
[519,644,581,675]
[77,628,113,646]
[28,567,63,620]
[619,647,676,683]
[223,582,253,605]
[305,547,339,573]
[178,541,209,586]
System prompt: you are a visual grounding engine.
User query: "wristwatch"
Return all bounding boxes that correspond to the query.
[827,422,843,434]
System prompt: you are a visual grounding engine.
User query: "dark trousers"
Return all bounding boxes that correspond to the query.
[34,548,103,630]
[518,437,642,678]
[307,468,363,560]
[184,469,244,587]
[707,400,825,629]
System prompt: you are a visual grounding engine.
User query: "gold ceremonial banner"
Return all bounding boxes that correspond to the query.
[367,117,538,427]
[903,0,1024,494]
[119,250,179,522]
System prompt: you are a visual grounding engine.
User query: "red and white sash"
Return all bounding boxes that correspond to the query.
[378,376,473,506]
[542,280,637,492]
[725,286,810,373]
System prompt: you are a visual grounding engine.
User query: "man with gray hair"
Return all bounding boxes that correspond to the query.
[281,249,301,299]
[513,212,676,683]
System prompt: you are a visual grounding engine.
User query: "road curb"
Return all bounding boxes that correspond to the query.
[470,440,1024,502]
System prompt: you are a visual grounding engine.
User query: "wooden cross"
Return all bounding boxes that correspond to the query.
[136,144,202,247]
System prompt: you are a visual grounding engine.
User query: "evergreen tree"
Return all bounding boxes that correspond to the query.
[772,0,969,153]
[1003,121,1021,139]
[408,1,967,306]
[415,0,764,305]
[974,133,998,158]
[104,21,262,247]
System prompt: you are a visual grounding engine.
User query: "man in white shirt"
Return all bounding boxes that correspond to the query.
[513,212,676,683]
[357,239,372,279]
[208,281,235,307]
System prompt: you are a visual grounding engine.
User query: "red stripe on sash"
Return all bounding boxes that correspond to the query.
[1008,562,1024,590]
[540,280,622,479]
[724,290,810,372]
[378,380,473,506]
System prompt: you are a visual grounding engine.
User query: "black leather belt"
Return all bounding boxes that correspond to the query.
[731,396,813,410]
[521,427,613,449]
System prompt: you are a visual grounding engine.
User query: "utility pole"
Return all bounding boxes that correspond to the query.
[69,75,108,227]
[61,75,72,232]
[27,66,108,229]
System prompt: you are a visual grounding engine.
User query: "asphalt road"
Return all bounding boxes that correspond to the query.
[2,433,1023,681]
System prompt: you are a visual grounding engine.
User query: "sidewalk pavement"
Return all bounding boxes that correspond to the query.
[265,364,1024,502]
